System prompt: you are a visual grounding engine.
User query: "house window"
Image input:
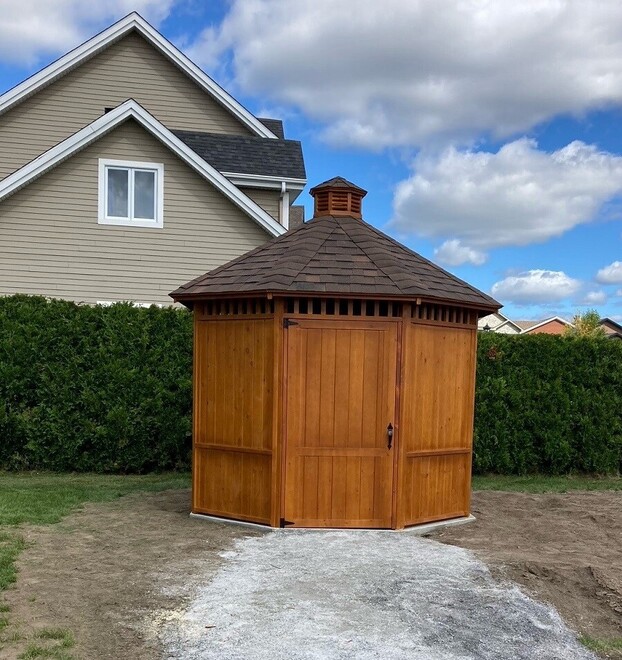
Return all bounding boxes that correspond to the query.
[98,159,164,228]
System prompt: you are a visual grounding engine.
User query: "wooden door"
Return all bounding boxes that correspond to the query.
[283,319,398,528]
[397,322,477,527]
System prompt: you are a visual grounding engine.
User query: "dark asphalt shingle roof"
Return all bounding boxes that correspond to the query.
[257,118,284,138]
[170,214,500,309]
[174,130,305,179]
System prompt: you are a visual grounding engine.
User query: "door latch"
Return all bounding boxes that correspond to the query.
[387,423,394,449]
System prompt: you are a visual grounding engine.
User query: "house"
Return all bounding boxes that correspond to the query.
[479,314,573,335]
[514,317,573,335]
[599,317,622,339]
[0,13,306,306]
[478,311,522,334]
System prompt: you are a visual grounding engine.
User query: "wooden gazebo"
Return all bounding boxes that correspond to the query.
[171,177,500,529]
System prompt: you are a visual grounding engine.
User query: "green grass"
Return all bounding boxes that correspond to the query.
[0,472,191,526]
[0,531,26,590]
[18,645,73,659]
[580,635,622,655]
[17,628,75,659]
[472,474,622,493]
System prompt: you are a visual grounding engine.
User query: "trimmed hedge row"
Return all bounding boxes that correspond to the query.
[474,332,622,474]
[0,296,620,474]
[0,296,192,472]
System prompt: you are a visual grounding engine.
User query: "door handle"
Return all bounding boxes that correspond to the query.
[387,423,394,449]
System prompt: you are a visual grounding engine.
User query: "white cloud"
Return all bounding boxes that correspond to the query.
[0,1,174,65]
[188,0,622,148]
[434,240,486,267]
[581,290,607,305]
[596,261,622,284]
[491,270,581,305]
[391,139,622,258]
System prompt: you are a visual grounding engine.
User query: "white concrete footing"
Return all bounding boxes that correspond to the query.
[189,512,476,533]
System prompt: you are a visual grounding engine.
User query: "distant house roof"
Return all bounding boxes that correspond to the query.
[515,316,573,333]
[171,212,500,309]
[514,320,538,331]
[600,317,622,337]
[174,130,306,180]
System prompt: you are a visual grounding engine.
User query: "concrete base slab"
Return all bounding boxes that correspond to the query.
[189,512,476,533]
[189,513,270,532]
[401,514,476,535]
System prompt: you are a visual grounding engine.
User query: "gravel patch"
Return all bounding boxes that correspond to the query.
[161,530,594,660]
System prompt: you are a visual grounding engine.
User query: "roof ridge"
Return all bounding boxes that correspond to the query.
[338,218,427,292]
[285,219,342,285]
[356,217,497,305]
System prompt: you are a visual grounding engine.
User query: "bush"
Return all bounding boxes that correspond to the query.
[474,333,622,475]
[1,296,620,475]
[0,296,192,472]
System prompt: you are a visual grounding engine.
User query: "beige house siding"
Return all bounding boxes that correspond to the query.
[239,187,281,223]
[0,119,270,305]
[0,31,252,180]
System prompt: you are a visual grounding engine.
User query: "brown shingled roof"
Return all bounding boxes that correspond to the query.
[170,214,500,310]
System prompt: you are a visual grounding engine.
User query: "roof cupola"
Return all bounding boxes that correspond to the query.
[310,176,367,219]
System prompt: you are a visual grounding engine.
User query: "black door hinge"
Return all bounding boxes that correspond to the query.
[283,318,299,328]
[280,517,295,527]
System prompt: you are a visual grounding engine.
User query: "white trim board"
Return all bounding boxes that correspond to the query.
[0,99,286,238]
[0,12,277,140]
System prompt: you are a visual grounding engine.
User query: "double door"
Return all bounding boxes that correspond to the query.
[283,317,475,529]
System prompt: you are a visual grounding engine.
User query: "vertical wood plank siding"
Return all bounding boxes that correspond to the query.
[193,314,275,524]
[0,32,252,180]
[0,119,270,305]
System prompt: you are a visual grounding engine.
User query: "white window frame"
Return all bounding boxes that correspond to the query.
[98,159,164,228]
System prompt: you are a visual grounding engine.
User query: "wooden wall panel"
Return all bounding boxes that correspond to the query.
[192,316,274,524]
[398,322,477,527]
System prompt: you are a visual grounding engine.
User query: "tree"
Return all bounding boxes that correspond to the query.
[564,309,607,339]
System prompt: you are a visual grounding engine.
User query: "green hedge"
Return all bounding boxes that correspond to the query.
[0,296,620,474]
[0,296,192,472]
[474,332,622,474]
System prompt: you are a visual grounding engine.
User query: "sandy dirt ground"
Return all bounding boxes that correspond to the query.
[431,490,622,658]
[1,490,255,659]
[0,488,618,658]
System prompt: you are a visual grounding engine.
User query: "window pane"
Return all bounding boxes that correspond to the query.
[107,168,129,217]
[134,170,156,220]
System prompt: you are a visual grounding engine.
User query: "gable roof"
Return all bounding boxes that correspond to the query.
[173,130,306,180]
[0,13,277,140]
[171,213,500,310]
[0,99,286,238]
[516,316,573,333]
[599,317,622,335]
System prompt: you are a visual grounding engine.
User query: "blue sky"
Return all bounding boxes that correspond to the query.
[2,0,622,321]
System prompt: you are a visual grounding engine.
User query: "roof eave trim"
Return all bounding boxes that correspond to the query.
[0,99,285,238]
[170,289,501,310]
[223,172,307,190]
[0,12,277,140]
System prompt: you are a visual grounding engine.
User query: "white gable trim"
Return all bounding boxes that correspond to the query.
[0,100,285,237]
[0,12,277,140]
[496,319,522,332]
